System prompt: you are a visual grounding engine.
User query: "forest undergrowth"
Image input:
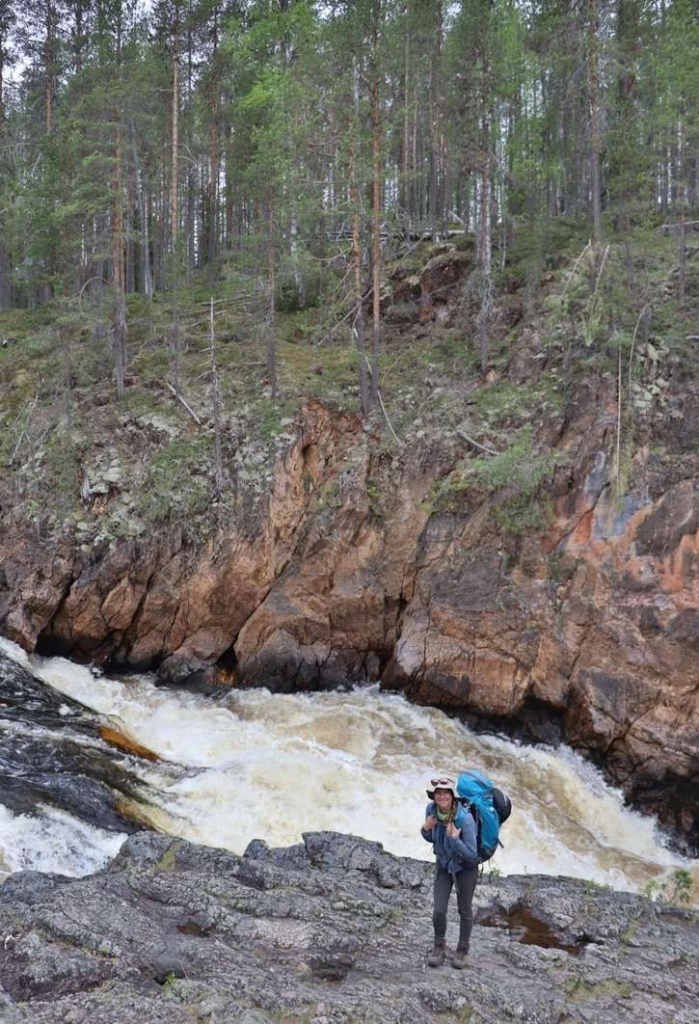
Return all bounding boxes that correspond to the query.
[1,217,697,549]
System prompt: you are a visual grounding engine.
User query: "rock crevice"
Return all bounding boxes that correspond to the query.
[2,398,699,849]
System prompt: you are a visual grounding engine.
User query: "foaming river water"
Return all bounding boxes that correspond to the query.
[1,637,697,898]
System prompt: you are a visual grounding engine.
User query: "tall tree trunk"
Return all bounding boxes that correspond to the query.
[370,0,382,406]
[427,58,436,238]
[131,128,153,299]
[224,124,234,250]
[290,207,305,309]
[266,196,277,399]
[113,120,127,400]
[615,0,641,233]
[71,0,88,74]
[411,82,418,227]
[478,53,492,378]
[678,119,686,306]
[0,16,6,125]
[350,89,369,416]
[170,8,180,252]
[210,297,223,498]
[170,5,181,395]
[125,203,135,294]
[208,106,219,282]
[0,34,9,310]
[401,1,410,228]
[186,167,195,283]
[0,244,11,310]
[428,0,442,241]
[441,132,450,238]
[586,0,603,247]
[44,0,56,133]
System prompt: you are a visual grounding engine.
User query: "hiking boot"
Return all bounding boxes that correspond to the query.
[452,943,469,969]
[427,940,446,967]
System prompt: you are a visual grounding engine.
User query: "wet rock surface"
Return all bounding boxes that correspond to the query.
[0,831,697,1024]
[0,651,148,832]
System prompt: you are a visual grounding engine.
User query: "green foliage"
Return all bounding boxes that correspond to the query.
[494,493,552,536]
[469,427,557,535]
[643,868,694,907]
[473,379,563,427]
[469,426,556,495]
[2,0,698,554]
[431,425,557,534]
[41,427,83,510]
[430,472,471,515]
[139,436,213,525]
[641,878,661,901]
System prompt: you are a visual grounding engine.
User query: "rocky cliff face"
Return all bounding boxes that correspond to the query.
[1,831,697,1024]
[1,388,698,852]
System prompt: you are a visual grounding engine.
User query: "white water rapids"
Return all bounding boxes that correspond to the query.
[1,637,697,898]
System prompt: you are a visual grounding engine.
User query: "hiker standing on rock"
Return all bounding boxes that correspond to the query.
[421,775,478,969]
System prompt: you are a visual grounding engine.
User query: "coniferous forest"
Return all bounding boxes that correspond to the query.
[0,0,698,520]
[2,5,699,951]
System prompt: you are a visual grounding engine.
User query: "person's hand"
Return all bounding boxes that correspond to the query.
[424,815,437,831]
[447,822,461,838]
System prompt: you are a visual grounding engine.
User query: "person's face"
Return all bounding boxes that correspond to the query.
[434,788,453,811]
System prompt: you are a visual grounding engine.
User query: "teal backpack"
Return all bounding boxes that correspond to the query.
[456,769,512,863]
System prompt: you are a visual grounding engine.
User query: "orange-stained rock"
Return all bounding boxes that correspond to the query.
[100,726,160,762]
[2,397,699,851]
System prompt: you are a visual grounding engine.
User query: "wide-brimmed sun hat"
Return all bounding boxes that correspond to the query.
[426,775,458,799]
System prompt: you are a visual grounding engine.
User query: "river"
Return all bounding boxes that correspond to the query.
[1,636,697,899]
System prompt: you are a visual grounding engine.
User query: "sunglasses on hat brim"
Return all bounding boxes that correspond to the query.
[426,777,457,797]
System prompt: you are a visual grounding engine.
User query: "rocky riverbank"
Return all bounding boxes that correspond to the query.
[2,241,699,852]
[2,389,699,852]
[1,831,697,1023]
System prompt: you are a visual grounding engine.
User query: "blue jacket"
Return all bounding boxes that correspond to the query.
[421,801,478,872]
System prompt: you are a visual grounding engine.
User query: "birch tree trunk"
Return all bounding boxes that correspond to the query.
[678,119,686,306]
[208,108,219,283]
[289,208,305,310]
[131,127,153,299]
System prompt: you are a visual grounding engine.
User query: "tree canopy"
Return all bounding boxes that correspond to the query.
[0,0,696,400]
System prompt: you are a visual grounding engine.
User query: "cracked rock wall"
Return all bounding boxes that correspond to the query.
[1,396,698,850]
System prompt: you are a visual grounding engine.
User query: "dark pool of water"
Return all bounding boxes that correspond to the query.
[477,903,589,956]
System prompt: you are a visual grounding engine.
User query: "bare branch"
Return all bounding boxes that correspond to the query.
[165,381,202,425]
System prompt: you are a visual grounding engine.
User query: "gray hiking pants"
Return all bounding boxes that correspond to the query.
[433,863,478,947]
